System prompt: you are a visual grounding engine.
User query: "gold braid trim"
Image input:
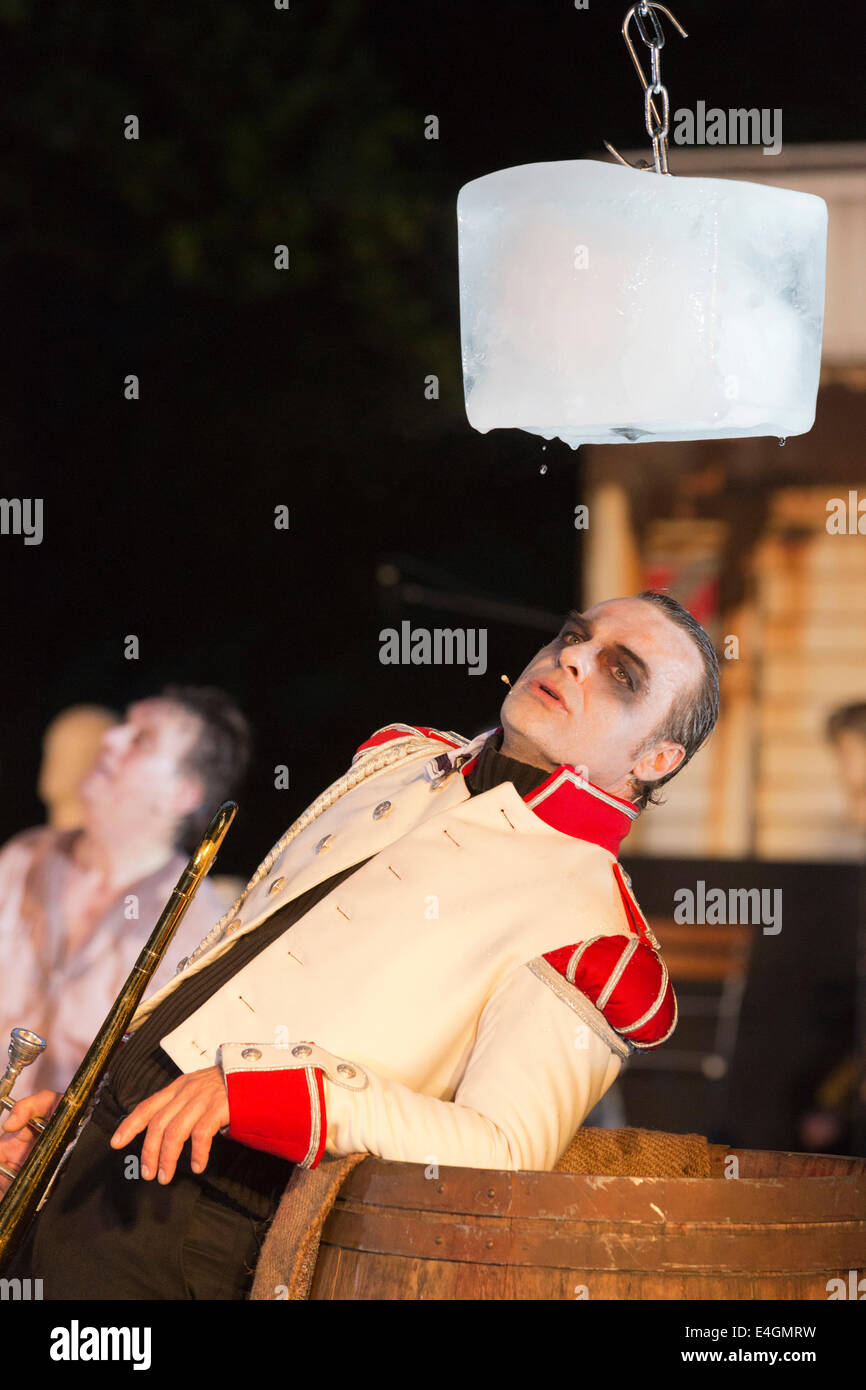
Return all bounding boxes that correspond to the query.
[128,732,442,1032]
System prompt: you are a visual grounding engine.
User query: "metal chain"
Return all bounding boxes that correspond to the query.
[634,2,671,172]
[604,4,687,176]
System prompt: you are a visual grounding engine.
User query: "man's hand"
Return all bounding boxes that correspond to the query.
[109,1067,229,1184]
[0,1090,60,1196]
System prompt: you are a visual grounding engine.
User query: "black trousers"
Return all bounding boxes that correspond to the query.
[8,1104,273,1300]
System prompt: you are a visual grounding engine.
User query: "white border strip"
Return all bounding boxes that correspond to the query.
[527,957,631,1062]
[525,769,639,821]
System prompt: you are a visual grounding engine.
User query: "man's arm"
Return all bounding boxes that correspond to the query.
[220,932,675,1172]
[113,933,674,1180]
[303,963,624,1171]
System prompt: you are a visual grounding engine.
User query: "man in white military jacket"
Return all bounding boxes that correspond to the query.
[1,591,719,1299]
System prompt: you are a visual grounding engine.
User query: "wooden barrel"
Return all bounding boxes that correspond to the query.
[310,1147,866,1299]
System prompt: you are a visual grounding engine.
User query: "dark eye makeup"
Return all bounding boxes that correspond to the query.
[556,616,642,695]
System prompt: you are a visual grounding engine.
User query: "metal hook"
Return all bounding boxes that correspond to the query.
[624,4,688,115]
[605,3,688,175]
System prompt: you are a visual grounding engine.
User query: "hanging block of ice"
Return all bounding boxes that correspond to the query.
[457,160,827,449]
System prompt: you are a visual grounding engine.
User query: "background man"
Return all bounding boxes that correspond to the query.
[0,686,251,1092]
[1,592,719,1299]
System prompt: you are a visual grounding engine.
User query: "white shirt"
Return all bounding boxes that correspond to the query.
[0,826,224,1093]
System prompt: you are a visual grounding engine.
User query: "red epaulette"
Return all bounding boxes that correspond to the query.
[352,724,462,762]
[611,861,659,950]
[543,934,677,1050]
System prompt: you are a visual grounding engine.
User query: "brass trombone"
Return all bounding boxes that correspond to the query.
[0,800,236,1271]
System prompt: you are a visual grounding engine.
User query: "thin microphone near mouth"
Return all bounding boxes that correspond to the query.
[500,674,512,688]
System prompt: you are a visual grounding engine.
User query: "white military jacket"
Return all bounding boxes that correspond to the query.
[130,725,675,1173]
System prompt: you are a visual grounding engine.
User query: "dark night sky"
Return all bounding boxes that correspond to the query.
[1,0,863,872]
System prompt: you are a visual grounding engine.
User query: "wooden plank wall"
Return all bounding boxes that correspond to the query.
[754,487,866,860]
[625,485,866,861]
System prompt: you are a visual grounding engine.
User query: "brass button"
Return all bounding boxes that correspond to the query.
[372,800,392,820]
[292,1044,313,1058]
[315,834,333,854]
[241,1047,262,1061]
[336,1063,356,1078]
[268,877,286,895]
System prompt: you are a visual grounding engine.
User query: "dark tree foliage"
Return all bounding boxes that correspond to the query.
[0,0,460,439]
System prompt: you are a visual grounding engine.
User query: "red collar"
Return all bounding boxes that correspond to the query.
[519,766,638,855]
[457,729,638,857]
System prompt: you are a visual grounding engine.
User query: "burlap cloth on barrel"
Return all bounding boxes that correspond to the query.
[248,1126,710,1300]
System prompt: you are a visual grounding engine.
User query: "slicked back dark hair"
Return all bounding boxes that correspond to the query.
[630,591,720,811]
[161,685,252,848]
